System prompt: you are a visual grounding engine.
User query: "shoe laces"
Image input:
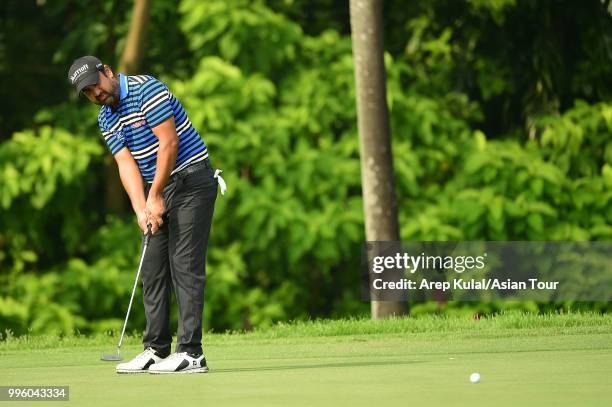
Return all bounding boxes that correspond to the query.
[164,352,187,362]
[134,347,157,362]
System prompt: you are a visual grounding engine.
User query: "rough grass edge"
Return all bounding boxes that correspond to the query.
[1,311,610,353]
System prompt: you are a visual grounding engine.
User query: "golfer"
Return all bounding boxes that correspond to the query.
[68,56,225,374]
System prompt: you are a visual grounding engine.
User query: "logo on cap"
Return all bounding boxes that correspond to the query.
[70,64,89,84]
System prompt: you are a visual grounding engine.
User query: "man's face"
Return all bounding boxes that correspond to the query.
[81,68,120,106]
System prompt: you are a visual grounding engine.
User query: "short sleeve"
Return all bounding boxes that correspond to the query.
[99,114,126,155]
[140,77,174,128]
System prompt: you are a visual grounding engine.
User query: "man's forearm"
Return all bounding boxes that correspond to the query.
[148,138,178,198]
[117,159,147,215]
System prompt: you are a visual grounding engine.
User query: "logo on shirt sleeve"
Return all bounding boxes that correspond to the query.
[113,129,125,143]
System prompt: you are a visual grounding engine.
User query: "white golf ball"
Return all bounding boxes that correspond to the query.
[470,372,480,383]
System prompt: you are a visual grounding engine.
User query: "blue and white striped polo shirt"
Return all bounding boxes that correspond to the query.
[98,73,208,182]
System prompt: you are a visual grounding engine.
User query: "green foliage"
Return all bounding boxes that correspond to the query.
[401,101,612,241]
[180,0,303,76]
[539,101,612,176]
[0,126,102,209]
[0,217,146,336]
[0,126,103,276]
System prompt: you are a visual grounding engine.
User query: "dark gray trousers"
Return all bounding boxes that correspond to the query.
[141,161,217,355]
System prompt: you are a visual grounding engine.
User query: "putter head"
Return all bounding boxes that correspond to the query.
[101,352,123,361]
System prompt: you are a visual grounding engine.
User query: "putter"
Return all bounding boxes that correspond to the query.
[101,224,152,361]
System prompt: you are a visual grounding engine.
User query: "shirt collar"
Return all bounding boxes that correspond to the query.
[119,73,129,100]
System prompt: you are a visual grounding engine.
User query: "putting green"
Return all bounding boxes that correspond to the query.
[1,314,611,406]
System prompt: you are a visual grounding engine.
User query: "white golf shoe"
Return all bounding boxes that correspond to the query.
[148,352,209,374]
[115,347,168,374]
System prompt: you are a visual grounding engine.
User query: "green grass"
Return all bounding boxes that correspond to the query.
[1,312,611,406]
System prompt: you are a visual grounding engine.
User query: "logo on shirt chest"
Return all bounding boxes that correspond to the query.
[131,120,147,129]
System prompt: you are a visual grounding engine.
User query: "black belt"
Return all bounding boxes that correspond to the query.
[168,158,212,183]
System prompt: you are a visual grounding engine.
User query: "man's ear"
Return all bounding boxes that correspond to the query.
[103,65,114,79]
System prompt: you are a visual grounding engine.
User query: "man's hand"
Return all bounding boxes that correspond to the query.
[146,193,165,234]
[136,208,149,235]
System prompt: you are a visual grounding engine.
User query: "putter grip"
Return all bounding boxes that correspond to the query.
[144,224,152,246]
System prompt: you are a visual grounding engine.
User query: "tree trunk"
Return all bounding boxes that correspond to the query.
[118,0,151,74]
[105,0,151,214]
[349,0,407,319]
